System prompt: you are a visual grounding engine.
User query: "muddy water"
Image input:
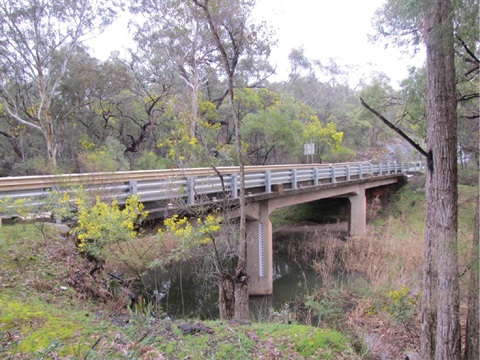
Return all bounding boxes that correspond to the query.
[142,254,323,320]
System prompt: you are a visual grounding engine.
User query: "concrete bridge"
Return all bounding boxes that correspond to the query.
[0,162,423,295]
[243,175,402,295]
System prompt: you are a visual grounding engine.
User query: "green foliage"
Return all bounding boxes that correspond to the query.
[12,156,52,176]
[242,107,303,164]
[239,88,354,164]
[357,75,399,147]
[399,66,427,139]
[303,119,348,161]
[133,151,173,170]
[304,289,348,329]
[370,0,423,50]
[78,136,130,172]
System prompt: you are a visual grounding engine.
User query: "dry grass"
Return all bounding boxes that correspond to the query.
[342,223,424,290]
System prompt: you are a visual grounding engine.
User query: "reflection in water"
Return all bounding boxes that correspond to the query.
[250,257,323,320]
[142,264,219,319]
[142,255,324,320]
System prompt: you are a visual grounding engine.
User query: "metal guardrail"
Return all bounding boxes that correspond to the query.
[0,162,424,214]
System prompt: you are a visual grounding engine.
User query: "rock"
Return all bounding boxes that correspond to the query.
[45,222,71,235]
[177,322,214,335]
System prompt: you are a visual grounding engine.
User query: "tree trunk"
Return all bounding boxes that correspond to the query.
[421,0,461,358]
[218,276,235,319]
[230,77,249,320]
[194,0,249,320]
[38,65,57,171]
[464,197,479,360]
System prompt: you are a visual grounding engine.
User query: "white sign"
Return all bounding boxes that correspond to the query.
[304,143,315,155]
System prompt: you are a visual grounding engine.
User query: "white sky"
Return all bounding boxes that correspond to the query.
[87,0,424,87]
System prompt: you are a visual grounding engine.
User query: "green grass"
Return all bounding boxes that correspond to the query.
[0,297,106,358]
[254,322,354,359]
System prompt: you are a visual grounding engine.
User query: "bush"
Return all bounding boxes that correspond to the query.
[78,137,130,173]
[72,192,148,266]
[383,285,420,324]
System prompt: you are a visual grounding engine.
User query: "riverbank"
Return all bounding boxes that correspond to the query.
[0,222,358,359]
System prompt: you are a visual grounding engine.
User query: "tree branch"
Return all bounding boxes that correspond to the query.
[360,97,428,158]
[456,36,480,65]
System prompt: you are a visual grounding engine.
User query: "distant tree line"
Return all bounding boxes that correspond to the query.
[0,0,477,178]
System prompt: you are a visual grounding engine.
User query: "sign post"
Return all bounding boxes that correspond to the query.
[304,143,315,164]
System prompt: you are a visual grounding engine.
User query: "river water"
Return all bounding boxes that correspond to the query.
[141,223,350,321]
[142,255,323,320]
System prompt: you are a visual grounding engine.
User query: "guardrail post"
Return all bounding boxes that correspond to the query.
[331,165,336,183]
[379,164,383,176]
[359,164,363,179]
[129,180,138,195]
[231,174,238,199]
[346,165,351,181]
[394,162,397,173]
[187,177,195,205]
[370,163,374,176]
[387,163,390,175]
[265,170,272,193]
[313,167,319,186]
[292,169,298,189]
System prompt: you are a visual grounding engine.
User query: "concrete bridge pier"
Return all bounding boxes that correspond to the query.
[348,185,367,236]
[246,201,273,296]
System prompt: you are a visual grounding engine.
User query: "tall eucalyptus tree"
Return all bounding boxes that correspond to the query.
[372,0,479,358]
[191,0,274,320]
[0,0,121,170]
[130,0,218,139]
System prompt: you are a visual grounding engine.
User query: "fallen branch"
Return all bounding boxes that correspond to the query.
[84,337,102,360]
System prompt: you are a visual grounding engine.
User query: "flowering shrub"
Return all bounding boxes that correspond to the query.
[383,285,420,324]
[157,213,222,261]
[73,194,148,261]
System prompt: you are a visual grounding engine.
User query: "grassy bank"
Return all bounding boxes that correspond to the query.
[0,223,357,359]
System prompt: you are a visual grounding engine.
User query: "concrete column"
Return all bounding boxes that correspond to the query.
[348,187,366,236]
[246,201,273,295]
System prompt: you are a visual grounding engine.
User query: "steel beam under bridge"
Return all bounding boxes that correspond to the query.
[244,177,400,295]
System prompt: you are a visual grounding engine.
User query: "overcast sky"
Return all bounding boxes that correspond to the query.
[87,0,424,87]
